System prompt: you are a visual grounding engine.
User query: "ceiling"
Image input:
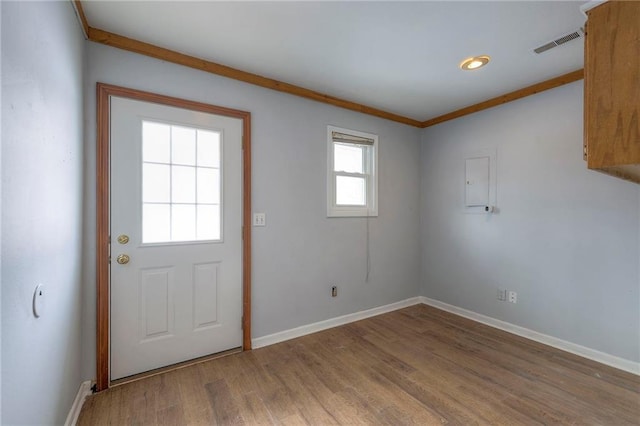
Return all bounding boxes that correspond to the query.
[81,1,588,122]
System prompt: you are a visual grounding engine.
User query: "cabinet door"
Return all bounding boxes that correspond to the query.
[585,1,640,182]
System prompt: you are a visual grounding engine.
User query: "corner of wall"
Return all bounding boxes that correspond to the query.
[417,82,640,364]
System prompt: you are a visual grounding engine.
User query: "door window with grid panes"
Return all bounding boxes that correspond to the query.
[142,121,222,243]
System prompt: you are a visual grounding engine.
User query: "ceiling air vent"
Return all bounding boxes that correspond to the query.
[534,28,584,54]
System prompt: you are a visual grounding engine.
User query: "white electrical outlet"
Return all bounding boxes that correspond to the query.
[253,213,266,227]
[508,291,518,304]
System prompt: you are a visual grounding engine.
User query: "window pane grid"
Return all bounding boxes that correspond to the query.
[142,121,222,243]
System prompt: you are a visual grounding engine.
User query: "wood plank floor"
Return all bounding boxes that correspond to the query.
[78,304,640,425]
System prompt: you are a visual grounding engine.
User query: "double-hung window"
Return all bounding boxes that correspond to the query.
[327,125,378,217]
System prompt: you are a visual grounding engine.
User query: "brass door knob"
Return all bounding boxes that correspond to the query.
[116,254,130,265]
[117,234,129,244]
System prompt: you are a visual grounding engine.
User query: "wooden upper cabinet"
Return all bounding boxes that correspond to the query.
[584,1,640,183]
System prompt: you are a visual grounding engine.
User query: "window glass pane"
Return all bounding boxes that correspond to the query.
[143,163,170,203]
[171,204,196,241]
[197,130,221,167]
[334,143,364,173]
[336,175,366,206]
[197,168,220,204]
[143,204,170,243]
[142,122,226,243]
[197,204,221,240]
[171,166,196,203]
[143,122,170,163]
[171,126,196,165]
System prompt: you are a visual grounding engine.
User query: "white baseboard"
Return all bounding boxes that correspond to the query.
[252,297,423,349]
[65,380,92,426]
[420,296,640,376]
[251,295,638,376]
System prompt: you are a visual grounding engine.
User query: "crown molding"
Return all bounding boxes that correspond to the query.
[74,1,584,129]
[87,26,422,127]
[420,69,584,128]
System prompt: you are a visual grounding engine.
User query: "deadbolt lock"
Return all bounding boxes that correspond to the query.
[116,254,130,265]
[117,234,130,244]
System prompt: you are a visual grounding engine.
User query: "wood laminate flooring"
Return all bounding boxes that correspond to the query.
[78,304,640,425]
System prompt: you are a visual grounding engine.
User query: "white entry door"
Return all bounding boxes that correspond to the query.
[110,96,243,380]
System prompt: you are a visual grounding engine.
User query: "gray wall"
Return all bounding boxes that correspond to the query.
[420,81,640,363]
[0,0,3,414]
[1,1,85,424]
[81,42,422,380]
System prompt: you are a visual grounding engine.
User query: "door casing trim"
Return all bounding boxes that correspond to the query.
[96,82,252,391]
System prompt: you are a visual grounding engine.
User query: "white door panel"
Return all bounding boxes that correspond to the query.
[110,96,243,380]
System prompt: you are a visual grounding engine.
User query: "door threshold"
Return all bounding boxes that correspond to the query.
[109,347,242,388]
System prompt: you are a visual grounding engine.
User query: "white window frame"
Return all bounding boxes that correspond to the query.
[327,125,378,217]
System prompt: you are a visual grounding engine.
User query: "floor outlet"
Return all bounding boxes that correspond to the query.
[508,291,518,304]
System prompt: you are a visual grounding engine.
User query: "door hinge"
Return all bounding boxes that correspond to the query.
[583,144,588,160]
[108,235,111,244]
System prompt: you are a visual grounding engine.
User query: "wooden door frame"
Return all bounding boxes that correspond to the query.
[95,83,252,391]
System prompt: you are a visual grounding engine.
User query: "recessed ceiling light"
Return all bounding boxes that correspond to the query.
[460,55,490,71]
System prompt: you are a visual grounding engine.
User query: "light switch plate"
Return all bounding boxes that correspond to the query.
[253,213,266,227]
